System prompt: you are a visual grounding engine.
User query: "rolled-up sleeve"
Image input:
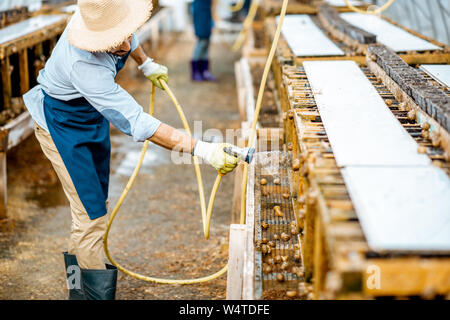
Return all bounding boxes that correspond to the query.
[70,60,161,142]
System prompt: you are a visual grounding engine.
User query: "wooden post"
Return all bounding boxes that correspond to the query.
[1,56,12,110]
[226,224,248,300]
[0,130,8,219]
[231,137,247,223]
[19,49,29,95]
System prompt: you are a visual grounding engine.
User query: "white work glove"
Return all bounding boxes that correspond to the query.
[193,141,240,175]
[138,57,169,90]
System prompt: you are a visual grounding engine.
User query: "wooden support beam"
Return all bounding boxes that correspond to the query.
[226,224,248,300]
[0,130,8,219]
[1,56,12,110]
[19,49,29,95]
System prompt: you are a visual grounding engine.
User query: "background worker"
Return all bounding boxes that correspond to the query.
[23,0,240,300]
[191,0,217,81]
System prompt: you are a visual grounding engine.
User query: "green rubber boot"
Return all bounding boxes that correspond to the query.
[81,264,118,300]
[63,252,85,300]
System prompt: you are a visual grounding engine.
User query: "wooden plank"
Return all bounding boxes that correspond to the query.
[340,13,441,52]
[0,15,66,46]
[342,166,450,252]
[18,49,29,95]
[242,154,257,300]
[0,130,7,220]
[303,60,430,167]
[1,55,12,109]
[226,224,248,300]
[363,258,450,296]
[278,15,344,57]
[4,111,34,150]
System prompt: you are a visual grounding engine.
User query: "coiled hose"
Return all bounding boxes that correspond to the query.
[103,0,290,285]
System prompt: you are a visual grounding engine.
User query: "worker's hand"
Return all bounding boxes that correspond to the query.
[138,57,169,90]
[193,141,240,175]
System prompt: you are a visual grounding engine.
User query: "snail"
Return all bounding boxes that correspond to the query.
[261,237,269,244]
[263,265,272,273]
[422,122,430,131]
[281,255,289,262]
[274,206,284,217]
[261,189,269,197]
[287,143,293,151]
[421,130,430,140]
[267,241,276,248]
[294,250,301,261]
[260,178,268,185]
[290,227,298,235]
[265,257,275,265]
[385,99,393,106]
[286,291,297,298]
[281,261,290,270]
[273,234,280,241]
[282,193,290,199]
[292,159,300,171]
[274,178,281,185]
[276,273,285,282]
[274,255,282,264]
[261,244,269,254]
[418,146,427,154]
[407,110,416,121]
[281,233,291,242]
[261,222,269,230]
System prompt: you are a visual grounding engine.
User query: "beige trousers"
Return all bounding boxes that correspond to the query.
[34,123,107,269]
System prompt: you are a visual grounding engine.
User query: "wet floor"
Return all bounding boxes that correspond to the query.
[0,31,241,299]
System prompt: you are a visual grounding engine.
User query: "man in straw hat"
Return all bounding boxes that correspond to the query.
[23,0,240,300]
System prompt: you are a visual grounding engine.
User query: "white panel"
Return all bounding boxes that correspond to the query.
[420,64,450,87]
[303,60,430,166]
[277,15,344,57]
[342,166,450,251]
[340,12,441,52]
[0,15,66,46]
[325,0,363,6]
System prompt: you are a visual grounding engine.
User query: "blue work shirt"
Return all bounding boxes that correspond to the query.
[23,22,161,142]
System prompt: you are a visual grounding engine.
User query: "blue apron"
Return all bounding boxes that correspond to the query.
[192,0,213,39]
[43,52,131,220]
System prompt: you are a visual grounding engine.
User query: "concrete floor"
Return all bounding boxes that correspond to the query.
[0,31,241,299]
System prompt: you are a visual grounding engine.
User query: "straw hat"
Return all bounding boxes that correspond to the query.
[68,0,152,52]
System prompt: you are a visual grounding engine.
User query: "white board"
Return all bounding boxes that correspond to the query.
[277,15,345,57]
[340,12,441,52]
[303,60,430,167]
[0,15,66,46]
[342,166,450,251]
[420,64,450,87]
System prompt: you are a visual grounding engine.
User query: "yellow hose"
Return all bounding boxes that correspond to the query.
[232,0,260,52]
[104,0,290,285]
[240,0,288,224]
[344,0,395,14]
[230,0,245,12]
[103,82,227,284]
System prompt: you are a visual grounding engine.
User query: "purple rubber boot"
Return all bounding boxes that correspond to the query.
[191,60,204,81]
[199,60,217,82]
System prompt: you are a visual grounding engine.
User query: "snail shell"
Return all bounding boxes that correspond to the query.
[273,234,280,241]
[281,232,291,242]
[274,255,282,264]
[286,290,297,298]
[276,273,285,282]
[260,178,268,185]
[282,193,290,199]
[274,178,281,185]
[281,261,290,270]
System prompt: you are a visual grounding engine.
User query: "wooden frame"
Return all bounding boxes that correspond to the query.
[280,63,450,299]
[0,15,68,219]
